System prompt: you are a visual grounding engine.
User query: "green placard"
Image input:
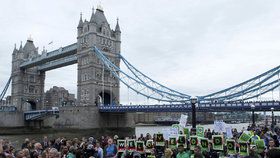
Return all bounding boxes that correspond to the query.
[239,132,251,142]
[239,141,249,156]
[226,139,236,155]
[155,133,165,146]
[212,135,223,151]
[197,126,204,138]
[178,135,186,147]
[200,138,209,151]
[169,137,177,149]
[190,136,198,150]
[117,140,126,152]
[136,141,144,153]
[255,139,265,153]
[172,124,180,132]
[127,139,136,151]
[183,128,190,139]
[145,140,153,153]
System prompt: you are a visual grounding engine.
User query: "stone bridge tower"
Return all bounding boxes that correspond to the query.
[77,6,121,106]
[11,38,45,111]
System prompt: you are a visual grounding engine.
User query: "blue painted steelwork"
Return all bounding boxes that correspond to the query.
[0,76,11,101]
[24,109,59,121]
[198,65,280,102]
[120,54,190,99]
[99,101,280,113]
[20,43,77,69]
[0,106,17,112]
[93,47,190,103]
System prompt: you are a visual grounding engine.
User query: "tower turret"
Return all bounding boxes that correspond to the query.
[77,13,83,36]
[115,18,121,53]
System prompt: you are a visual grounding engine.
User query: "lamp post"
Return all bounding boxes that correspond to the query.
[191,97,198,135]
[271,107,274,130]
[251,104,255,128]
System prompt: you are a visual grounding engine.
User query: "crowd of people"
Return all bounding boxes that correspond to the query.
[1,125,280,158]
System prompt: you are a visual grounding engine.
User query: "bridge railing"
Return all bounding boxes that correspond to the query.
[98,101,280,113]
[24,109,59,121]
[0,106,17,112]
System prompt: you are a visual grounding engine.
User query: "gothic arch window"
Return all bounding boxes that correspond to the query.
[29,85,35,93]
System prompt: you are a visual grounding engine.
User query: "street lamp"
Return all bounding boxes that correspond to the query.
[271,107,274,130]
[251,104,255,128]
[191,97,198,135]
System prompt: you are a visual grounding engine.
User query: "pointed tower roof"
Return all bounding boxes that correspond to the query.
[115,18,121,33]
[19,41,23,51]
[77,12,83,28]
[90,6,95,23]
[12,44,18,54]
[93,6,109,27]
[23,37,37,53]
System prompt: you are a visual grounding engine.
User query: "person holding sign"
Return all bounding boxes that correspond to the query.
[212,135,223,151]
[155,133,165,147]
[176,144,190,158]
[117,140,126,152]
[136,141,144,153]
[177,135,186,148]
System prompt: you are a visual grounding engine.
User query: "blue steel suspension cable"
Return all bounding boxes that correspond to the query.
[93,47,189,103]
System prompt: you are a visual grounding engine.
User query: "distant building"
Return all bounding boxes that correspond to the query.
[0,96,12,106]
[44,86,76,107]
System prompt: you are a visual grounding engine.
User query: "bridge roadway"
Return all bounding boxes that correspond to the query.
[99,101,280,113]
[20,43,77,70]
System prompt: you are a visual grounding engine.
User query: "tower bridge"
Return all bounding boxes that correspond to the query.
[0,6,280,129]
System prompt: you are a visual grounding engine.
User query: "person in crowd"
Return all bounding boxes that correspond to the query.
[22,138,30,149]
[41,136,49,150]
[176,144,189,158]
[95,142,103,158]
[105,138,117,158]
[67,146,76,158]
[48,148,60,158]
[164,148,173,158]
[31,143,43,158]
[193,146,203,158]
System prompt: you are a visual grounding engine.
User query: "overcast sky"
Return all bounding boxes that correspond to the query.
[0,0,280,103]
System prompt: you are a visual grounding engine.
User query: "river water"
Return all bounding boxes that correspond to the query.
[0,123,249,149]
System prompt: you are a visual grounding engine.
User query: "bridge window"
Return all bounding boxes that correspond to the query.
[29,85,35,93]
[29,75,35,83]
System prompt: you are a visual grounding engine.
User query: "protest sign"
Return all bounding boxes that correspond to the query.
[145,140,153,153]
[127,139,136,151]
[226,139,236,155]
[179,114,188,127]
[200,138,209,151]
[196,126,204,138]
[169,137,177,149]
[155,133,165,146]
[190,136,198,150]
[214,120,226,133]
[172,124,180,133]
[239,141,249,156]
[212,135,223,151]
[117,140,126,152]
[255,139,265,153]
[225,126,233,138]
[136,141,144,153]
[239,132,251,142]
[183,128,190,139]
[162,128,170,140]
[177,135,186,147]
